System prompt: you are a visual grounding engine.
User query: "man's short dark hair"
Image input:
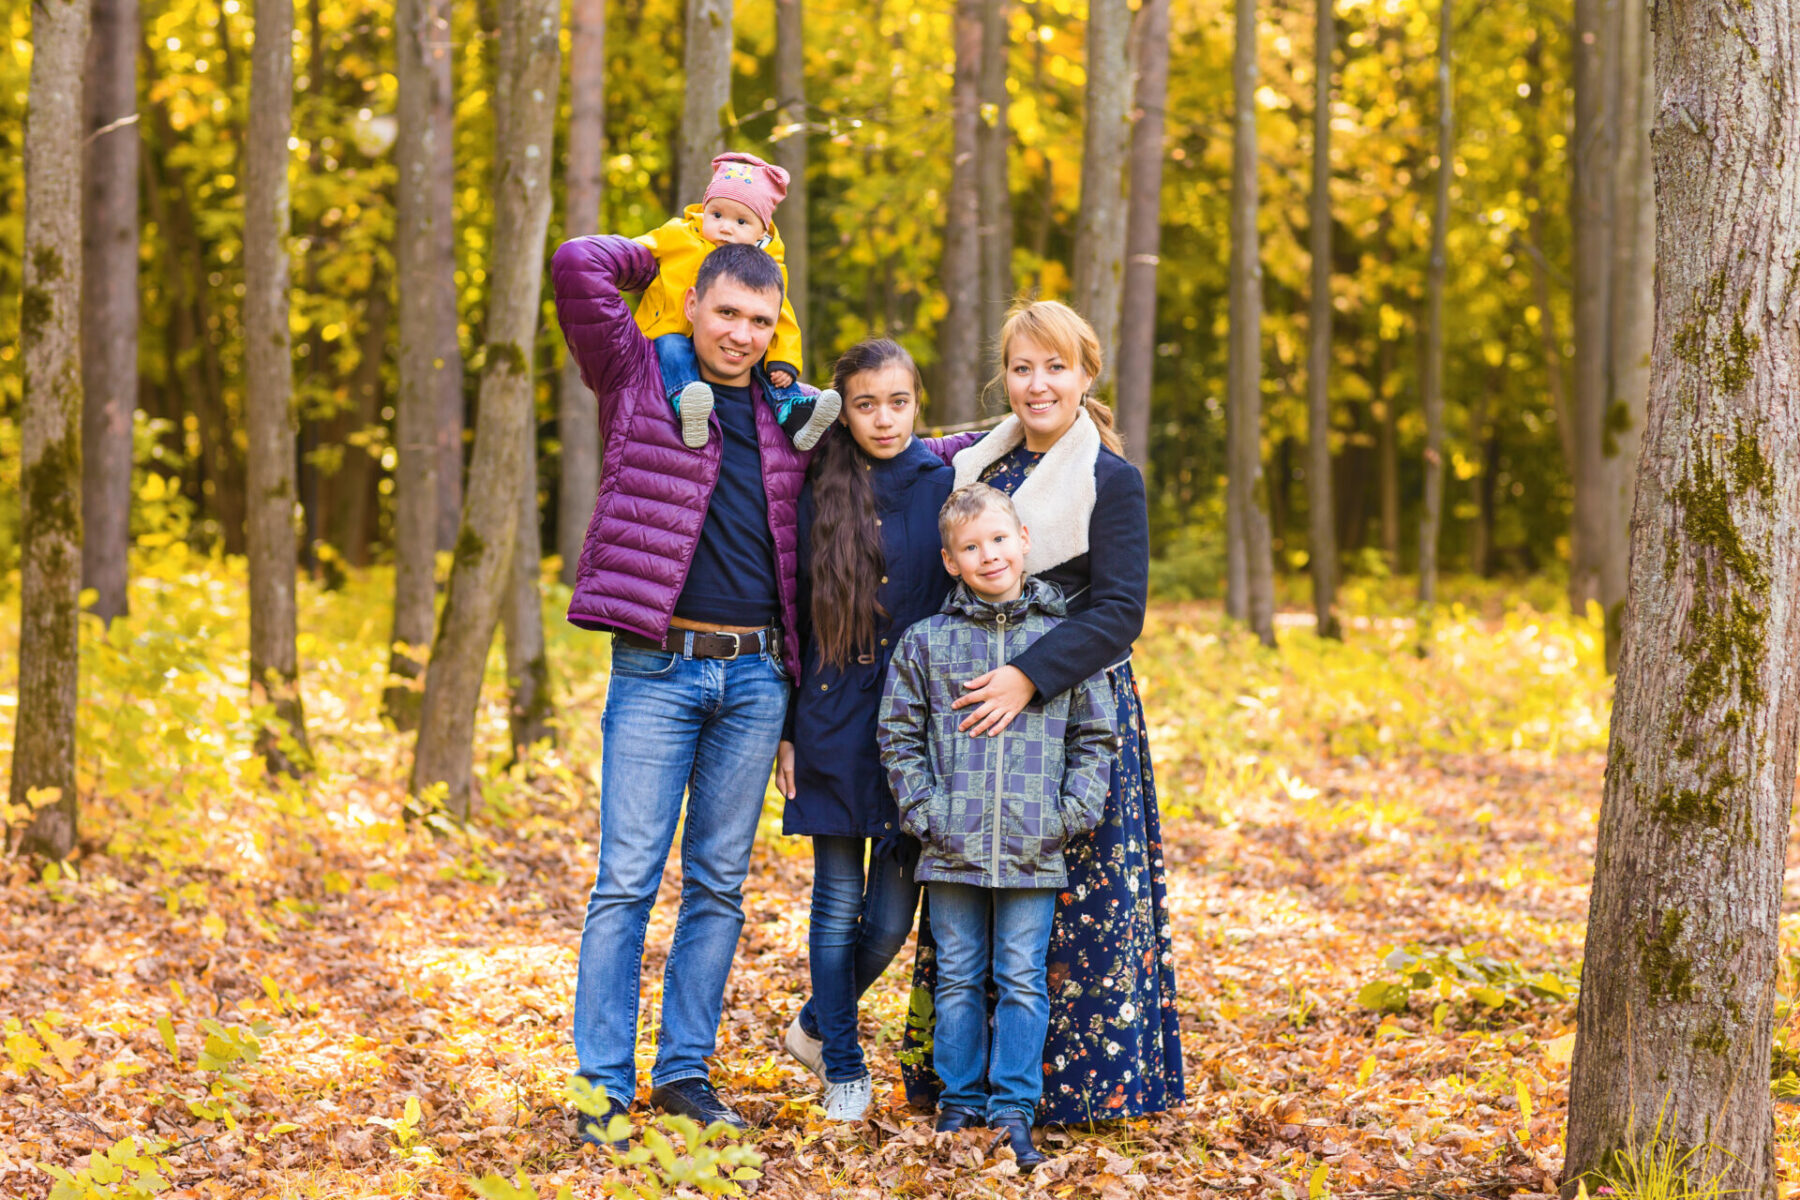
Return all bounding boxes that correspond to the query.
[694,242,785,303]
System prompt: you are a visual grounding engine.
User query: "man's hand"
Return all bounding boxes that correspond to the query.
[951,664,1036,737]
[775,740,796,799]
[768,369,795,389]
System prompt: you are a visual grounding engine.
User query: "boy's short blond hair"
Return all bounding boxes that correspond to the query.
[938,483,1022,551]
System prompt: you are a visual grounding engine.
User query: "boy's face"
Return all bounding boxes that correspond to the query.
[700,196,767,245]
[942,508,1030,604]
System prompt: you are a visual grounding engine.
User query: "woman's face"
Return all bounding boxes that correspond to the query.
[1004,336,1091,451]
[839,364,918,459]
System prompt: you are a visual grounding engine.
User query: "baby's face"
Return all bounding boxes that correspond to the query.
[700,196,767,245]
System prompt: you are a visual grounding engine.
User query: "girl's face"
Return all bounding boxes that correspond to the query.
[1004,337,1091,451]
[839,364,918,460]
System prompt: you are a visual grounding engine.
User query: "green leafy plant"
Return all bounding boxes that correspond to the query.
[41,1136,172,1200]
[1357,944,1577,1018]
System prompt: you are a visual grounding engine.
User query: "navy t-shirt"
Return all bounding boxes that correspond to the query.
[674,382,780,626]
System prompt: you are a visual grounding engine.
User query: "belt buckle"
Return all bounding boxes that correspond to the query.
[721,630,744,657]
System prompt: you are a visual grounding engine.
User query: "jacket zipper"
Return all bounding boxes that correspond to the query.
[991,610,1006,884]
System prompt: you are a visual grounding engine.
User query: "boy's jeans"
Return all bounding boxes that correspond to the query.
[800,836,921,1082]
[571,640,790,1103]
[654,333,806,422]
[929,881,1057,1122]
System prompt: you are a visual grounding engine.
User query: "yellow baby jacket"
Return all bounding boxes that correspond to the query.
[631,204,804,376]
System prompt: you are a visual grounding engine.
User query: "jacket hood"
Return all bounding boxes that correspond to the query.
[941,575,1065,623]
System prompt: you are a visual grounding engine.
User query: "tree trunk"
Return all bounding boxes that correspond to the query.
[504,414,553,757]
[331,282,389,567]
[1524,30,1575,479]
[1115,0,1168,471]
[80,0,137,626]
[1305,0,1339,638]
[1561,0,1800,1190]
[1377,340,1399,571]
[1226,0,1274,647]
[557,0,605,587]
[1467,370,1493,578]
[1599,0,1652,669]
[772,0,807,366]
[1568,0,1614,613]
[1417,0,1450,610]
[976,0,1013,379]
[244,0,308,771]
[388,0,460,728]
[11,0,89,860]
[1070,0,1131,389]
[411,0,560,819]
[677,0,732,205]
[936,0,983,426]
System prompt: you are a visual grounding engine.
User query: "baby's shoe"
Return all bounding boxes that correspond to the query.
[790,389,841,453]
[678,381,715,449]
[822,1073,872,1122]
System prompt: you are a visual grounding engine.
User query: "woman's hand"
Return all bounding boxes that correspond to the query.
[951,665,1037,737]
[775,740,797,799]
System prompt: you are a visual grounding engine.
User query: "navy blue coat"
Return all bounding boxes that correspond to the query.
[782,436,956,839]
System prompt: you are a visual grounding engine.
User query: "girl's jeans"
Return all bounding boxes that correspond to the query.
[928,882,1056,1122]
[801,836,921,1083]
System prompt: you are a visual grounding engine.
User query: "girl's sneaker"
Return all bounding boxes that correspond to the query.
[790,388,841,452]
[823,1073,872,1121]
[678,381,715,448]
[783,1013,825,1081]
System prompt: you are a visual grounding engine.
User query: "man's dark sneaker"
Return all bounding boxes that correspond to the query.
[989,1114,1047,1169]
[649,1078,749,1131]
[933,1104,985,1133]
[576,1096,633,1152]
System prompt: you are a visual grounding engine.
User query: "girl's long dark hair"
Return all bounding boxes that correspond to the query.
[809,339,923,667]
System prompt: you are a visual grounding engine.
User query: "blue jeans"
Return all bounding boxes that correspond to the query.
[654,333,805,422]
[929,882,1056,1122]
[799,837,921,1083]
[571,638,791,1101]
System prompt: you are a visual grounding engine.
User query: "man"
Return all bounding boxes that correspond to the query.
[551,236,807,1140]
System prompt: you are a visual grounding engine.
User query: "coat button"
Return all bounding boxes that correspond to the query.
[880,638,888,646]
[885,822,893,830]
[880,576,888,584]
[819,683,828,691]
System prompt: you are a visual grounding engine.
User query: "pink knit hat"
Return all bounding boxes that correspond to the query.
[703,152,790,230]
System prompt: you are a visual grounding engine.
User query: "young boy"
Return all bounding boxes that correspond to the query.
[632,151,840,451]
[877,483,1118,1167]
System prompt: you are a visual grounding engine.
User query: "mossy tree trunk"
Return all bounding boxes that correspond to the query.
[11,0,90,860]
[387,0,460,729]
[503,414,553,758]
[1304,0,1340,638]
[80,0,138,626]
[676,0,731,205]
[1561,0,1800,1191]
[1115,0,1169,472]
[411,0,560,819]
[1417,0,1450,609]
[556,0,604,589]
[1070,0,1130,389]
[772,0,806,367]
[976,0,1013,380]
[1225,0,1275,647]
[244,0,308,772]
[936,0,982,426]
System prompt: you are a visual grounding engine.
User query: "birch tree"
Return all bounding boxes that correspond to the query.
[411,0,560,817]
[1561,0,1800,1190]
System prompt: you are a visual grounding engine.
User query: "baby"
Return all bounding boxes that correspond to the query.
[632,151,840,452]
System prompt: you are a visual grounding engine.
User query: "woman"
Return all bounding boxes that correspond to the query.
[774,339,957,1121]
[900,300,1185,1125]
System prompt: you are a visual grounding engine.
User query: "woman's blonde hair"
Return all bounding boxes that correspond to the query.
[991,299,1125,456]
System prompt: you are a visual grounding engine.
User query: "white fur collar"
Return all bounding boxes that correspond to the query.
[952,408,1100,573]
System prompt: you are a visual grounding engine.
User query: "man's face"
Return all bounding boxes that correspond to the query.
[684,278,781,387]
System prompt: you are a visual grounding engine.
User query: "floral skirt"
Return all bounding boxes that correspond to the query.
[899,661,1186,1124]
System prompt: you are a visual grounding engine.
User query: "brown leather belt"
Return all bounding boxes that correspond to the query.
[615,625,778,660]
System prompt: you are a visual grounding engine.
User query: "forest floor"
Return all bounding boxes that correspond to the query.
[4,561,1800,1200]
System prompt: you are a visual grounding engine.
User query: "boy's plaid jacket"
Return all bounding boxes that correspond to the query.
[877,577,1118,889]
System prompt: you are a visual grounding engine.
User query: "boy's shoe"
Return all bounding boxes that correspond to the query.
[783,1012,826,1082]
[649,1077,748,1131]
[933,1104,985,1133]
[989,1114,1046,1169]
[789,388,841,452]
[678,381,715,449]
[575,1096,633,1152]
[822,1073,873,1121]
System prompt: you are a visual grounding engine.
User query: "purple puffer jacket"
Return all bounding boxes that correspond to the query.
[551,234,809,676]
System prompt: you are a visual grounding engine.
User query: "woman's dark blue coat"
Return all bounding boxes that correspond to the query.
[782,435,954,840]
